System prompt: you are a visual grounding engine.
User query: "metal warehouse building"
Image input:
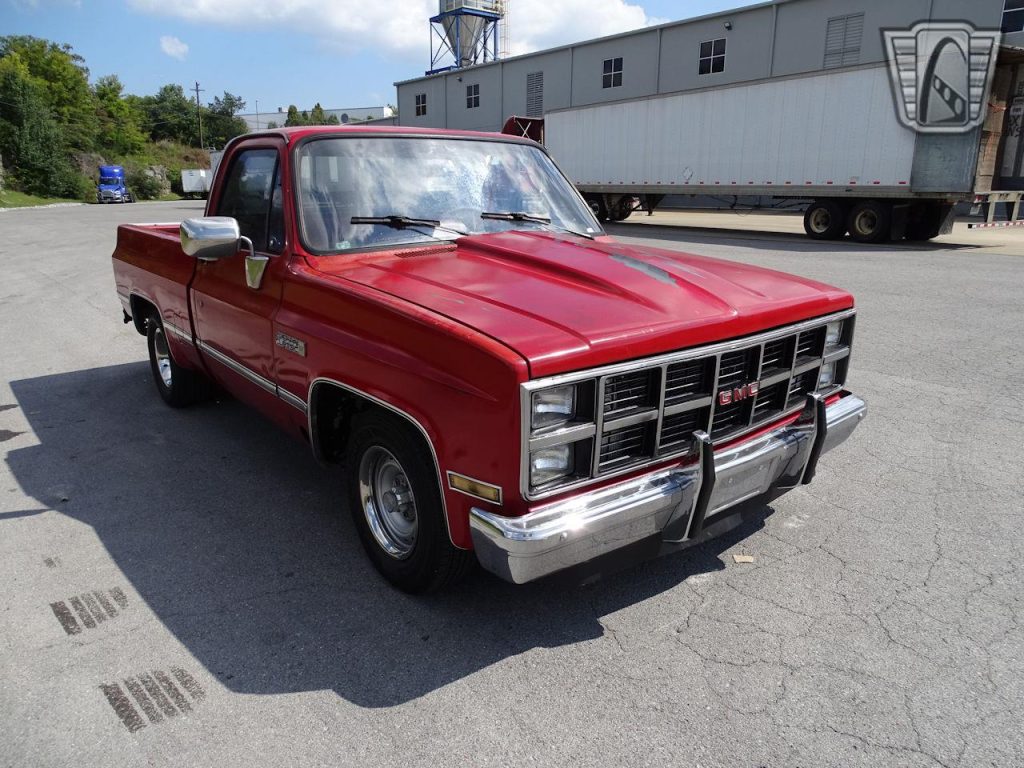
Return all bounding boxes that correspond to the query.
[396,0,1020,133]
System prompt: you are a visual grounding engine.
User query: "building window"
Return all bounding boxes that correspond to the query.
[698,39,726,75]
[526,71,544,117]
[415,93,427,116]
[466,83,480,109]
[824,13,864,69]
[602,57,623,88]
[1004,0,1024,33]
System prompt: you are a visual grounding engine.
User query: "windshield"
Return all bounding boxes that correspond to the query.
[295,137,601,253]
[99,177,121,185]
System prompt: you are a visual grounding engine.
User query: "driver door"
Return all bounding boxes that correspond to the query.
[191,142,287,414]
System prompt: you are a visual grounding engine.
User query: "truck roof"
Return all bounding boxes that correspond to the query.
[236,124,531,145]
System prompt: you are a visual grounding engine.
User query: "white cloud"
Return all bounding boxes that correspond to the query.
[504,0,666,56]
[159,34,189,60]
[129,0,664,59]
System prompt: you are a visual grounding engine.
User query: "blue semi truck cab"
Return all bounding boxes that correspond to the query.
[97,165,133,204]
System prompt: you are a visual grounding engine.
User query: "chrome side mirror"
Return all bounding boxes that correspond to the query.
[181,216,241,261]
[181,216,269,290]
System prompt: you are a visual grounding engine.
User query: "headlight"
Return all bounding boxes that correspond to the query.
[818,360,836,388]
[530,444,574,487]
[825,321,843,349]
[531,385,576,431]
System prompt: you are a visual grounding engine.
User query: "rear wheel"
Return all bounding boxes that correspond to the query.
[803,199,847,240]
[847,200,892,243]
[905,202,944,241]
[146,316,212,407]
[345,411,473,593]
[587,195,609,222]
[609,196,635,222]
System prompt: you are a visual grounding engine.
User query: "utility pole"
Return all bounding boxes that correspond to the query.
[192,81,205,149]
[255,99,260,131]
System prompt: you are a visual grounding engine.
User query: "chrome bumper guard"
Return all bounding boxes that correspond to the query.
[470,392,866,584]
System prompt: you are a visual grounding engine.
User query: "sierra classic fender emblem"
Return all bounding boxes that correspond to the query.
[718,382,759,406]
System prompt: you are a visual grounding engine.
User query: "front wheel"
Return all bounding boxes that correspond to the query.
[345,412,473,593]
[146,316,211,407]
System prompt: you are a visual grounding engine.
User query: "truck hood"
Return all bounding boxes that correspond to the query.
[309,231,853,377]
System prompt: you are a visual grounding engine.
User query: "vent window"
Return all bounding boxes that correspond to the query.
[526,71,544,117]
[824,13,864,69]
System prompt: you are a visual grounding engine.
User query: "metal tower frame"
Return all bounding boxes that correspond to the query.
[428,3,502,75]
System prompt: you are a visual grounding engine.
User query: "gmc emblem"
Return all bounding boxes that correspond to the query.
[718,382,759,406]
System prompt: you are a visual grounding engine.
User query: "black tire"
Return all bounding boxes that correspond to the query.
[345,411,473,593]
[146,316,211,407]
[803,199,847,240]
[609,196,634,222]
[905,203,943,241]
[847,200,892,244]
[587,195,609,222]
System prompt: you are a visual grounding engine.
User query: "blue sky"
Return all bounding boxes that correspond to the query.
[2,0,741,113]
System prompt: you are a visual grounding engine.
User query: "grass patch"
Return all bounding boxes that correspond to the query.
[0,189,82,208]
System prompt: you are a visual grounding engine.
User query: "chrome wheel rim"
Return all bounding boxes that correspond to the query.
[153,326,173,388]
[809,208,831,234]
[358,446,418,559]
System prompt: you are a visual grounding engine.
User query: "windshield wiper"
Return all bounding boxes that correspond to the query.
[480,211,594,240]
[350,215,465,239]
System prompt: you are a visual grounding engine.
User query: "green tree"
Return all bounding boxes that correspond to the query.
[0,52,85,197]
[309,102,327,125]
[94,75,146,156]
[139,84,197,144]
[205,91,248,147]
[284,105,306,127]
[0,35,97,152]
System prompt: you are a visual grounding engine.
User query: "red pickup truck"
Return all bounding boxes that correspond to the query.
[112,126,866,592]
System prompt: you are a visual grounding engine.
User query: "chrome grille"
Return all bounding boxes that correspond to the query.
[665,359,711,405]
[603,370,656,417]
[521,310,856,500]
[760,337,793,375]
[659,408,708,452]
[599,423,651,469]
[797,327,825,361]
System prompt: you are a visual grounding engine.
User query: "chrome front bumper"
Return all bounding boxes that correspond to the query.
[470,392,866,584]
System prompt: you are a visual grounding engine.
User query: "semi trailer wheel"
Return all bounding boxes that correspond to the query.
[905,202,944,241]
[847,200,892,243]
[803,200,847,240]
[345,411,473,593]
[609,196,635,222]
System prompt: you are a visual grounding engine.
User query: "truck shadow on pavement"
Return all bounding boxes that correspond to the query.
[7,362,772,708]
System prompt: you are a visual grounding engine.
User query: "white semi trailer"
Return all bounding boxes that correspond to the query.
[543,61,1021,242]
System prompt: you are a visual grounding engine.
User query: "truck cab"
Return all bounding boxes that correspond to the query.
[97,165,133,204]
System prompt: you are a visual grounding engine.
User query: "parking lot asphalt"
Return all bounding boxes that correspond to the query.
[1,201,1021,768]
